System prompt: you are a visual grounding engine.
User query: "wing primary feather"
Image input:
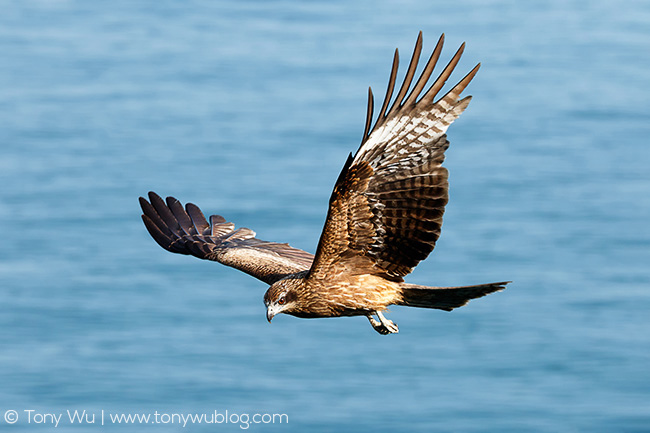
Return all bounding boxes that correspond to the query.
[141,214,187,254]
[403,33,445,107]
[147,192,181,234]
[421,41,466,104]
[375,48,400,124]
[435,63,481,105]
[166,196,195,235]
[185,202,210,235]
[362,87,374,142]
[139,196,174,238]
[386,31,423,118]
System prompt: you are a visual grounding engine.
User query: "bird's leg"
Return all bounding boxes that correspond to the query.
[376,311,399,334]
[366,314,385,333]
[366,311,399,335]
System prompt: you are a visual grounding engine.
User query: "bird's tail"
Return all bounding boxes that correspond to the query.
[397,281,510,311]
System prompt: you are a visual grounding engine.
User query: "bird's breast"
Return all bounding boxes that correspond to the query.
[299,274,402,317]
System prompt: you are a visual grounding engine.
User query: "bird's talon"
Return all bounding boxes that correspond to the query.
[367,312,399,335]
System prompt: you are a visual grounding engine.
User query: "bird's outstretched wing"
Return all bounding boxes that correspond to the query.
[309,32,479,281]
[140,192,314,285]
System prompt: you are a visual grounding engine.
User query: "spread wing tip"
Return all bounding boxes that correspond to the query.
[361,33,478,144]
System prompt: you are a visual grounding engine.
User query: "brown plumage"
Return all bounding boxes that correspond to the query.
[140,32,509,335]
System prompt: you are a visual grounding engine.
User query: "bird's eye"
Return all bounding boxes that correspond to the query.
[278,296,286,305]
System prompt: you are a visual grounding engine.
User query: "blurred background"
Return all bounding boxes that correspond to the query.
[1,0,648,431]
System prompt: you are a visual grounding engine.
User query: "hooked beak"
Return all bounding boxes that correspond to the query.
[266,305,277,323]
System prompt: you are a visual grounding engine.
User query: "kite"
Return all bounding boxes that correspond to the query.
[140,33,509,334]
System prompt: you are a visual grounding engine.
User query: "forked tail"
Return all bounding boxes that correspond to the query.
[397,281,510,311]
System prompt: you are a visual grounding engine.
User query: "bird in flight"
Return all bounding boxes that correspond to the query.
[140,32,509,335]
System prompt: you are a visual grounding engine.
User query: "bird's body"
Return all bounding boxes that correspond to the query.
[267,272,401,319]
[140,32,510,335]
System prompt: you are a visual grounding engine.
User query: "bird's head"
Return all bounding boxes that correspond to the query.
[264,277,303,323]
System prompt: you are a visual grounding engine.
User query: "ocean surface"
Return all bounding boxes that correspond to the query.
[1,1,649,431]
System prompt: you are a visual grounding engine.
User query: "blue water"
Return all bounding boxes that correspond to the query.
[1,1,649,431]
